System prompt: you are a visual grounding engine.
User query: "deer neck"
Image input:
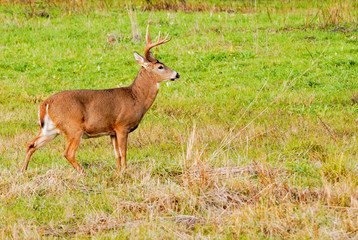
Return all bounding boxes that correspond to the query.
[130,68,159,111]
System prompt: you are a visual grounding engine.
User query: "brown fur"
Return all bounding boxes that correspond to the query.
[21,42,179,174]
[38,103,47,128]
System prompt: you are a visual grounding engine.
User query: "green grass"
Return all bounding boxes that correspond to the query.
[1,1,358,238]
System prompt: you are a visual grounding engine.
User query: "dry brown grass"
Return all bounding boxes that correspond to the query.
[1,127,358,238]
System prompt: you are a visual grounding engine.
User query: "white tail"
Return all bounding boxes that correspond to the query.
[21,27,180,174]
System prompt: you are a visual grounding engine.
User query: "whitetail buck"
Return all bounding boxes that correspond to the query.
[21,27,180,174]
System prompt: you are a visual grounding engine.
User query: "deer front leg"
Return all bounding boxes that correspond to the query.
[111,135,121,172]
[113,130,128,172]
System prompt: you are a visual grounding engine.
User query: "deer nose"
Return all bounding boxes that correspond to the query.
[176,73,180,79]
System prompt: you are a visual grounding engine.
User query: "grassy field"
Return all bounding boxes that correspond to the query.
[1,0,358,238]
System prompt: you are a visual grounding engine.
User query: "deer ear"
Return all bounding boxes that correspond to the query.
[134,51,151,68]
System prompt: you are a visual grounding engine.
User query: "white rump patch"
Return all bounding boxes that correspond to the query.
[157,83,160,90]
[31,104,60,148]
[41,104,60,137]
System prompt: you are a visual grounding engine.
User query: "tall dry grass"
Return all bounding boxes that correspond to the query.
[1,144,358,238]
[2,0,358,28]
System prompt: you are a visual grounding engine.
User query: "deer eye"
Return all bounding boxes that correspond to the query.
[158,66,164,70]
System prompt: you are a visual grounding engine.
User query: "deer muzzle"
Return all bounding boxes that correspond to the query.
[171,72,180,81]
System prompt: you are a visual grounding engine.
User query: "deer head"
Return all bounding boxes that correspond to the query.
[133,26,180,83]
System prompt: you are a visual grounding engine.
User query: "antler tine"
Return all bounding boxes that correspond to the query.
[157,31,161,41]
[144,26,172,62]
[164,33,172,42]
[146,25,152,45]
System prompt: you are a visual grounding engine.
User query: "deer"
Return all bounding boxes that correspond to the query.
[20,26,180,174]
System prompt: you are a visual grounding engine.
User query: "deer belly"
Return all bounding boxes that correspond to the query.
[82,131,113,139]
[82,117,115,139]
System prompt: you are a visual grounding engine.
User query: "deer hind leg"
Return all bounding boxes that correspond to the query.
[21,129,58,172]
[21,105,61,172]
[63,130,85,174]
[113,130,128,172]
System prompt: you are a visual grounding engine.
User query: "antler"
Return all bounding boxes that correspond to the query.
[144,26,172,62]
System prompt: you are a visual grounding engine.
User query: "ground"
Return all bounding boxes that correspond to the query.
[0,1,358,239]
